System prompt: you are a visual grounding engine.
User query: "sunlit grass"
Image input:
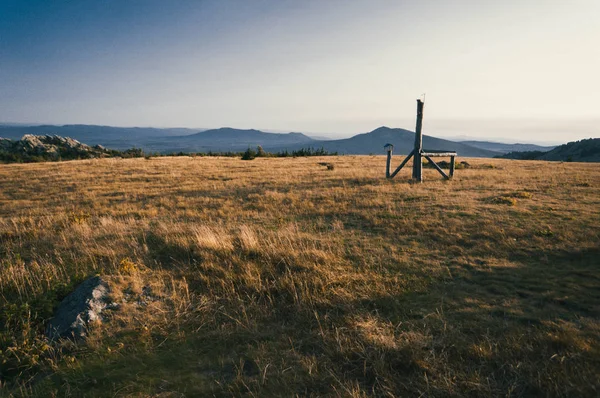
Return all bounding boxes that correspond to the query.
[0,156,599,396]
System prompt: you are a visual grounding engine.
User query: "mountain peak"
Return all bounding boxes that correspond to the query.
[366,126,414,138]
[371,126,393,133]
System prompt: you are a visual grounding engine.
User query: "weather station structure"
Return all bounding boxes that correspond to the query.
[385,99,457,182]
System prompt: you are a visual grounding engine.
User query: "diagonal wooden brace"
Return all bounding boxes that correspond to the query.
[423,155,450,180]
[388,150,414,179]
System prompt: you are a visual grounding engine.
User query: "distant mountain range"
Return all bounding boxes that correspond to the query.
[145,127,316,153]
[0,124,200,150]
[0,124,593,159]
[459,141,556,153]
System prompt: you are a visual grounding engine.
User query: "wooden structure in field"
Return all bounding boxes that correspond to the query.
[385,99,456,182]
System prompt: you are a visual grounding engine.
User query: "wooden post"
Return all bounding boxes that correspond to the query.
[412,99,424,182]
[386,151,391,178]
[384,144,393,178]
[383,99,458,181]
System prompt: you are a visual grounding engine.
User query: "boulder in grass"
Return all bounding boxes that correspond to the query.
[46,276,114,340]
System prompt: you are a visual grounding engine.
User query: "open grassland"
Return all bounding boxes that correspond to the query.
[0,156,599,397]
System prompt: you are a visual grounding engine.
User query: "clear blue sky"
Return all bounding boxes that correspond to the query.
[1,0,598,143]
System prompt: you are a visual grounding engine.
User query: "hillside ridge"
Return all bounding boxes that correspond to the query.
[0,124,573,158]
[304,126,499,157]
[498,138,600,162]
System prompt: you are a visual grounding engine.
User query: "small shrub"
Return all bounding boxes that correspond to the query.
[488,191,532,206]
[241,147,256,160]
[256,146,267,158]
[120,258,139,274]
[318,162,335,170]
[507,191,532,199]
[122,148,145,158]
[490,196,517,206]
[70,211,91,224]
[536,228,554,237]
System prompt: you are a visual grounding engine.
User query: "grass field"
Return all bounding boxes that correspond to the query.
[0,156,599,397]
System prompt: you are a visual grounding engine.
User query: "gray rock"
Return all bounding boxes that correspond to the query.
[46,276,112,340]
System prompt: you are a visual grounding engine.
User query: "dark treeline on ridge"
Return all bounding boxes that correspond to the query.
[152,146,338,161]
[496,138,600,162]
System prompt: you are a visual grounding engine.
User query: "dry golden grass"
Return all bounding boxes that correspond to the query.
[0,156,599,397]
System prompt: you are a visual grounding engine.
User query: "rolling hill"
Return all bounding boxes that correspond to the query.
[540,138,600,161]
[145,127,316,153]
[460,140,556,153]
[288,127,499,157]
[499,138,600,162]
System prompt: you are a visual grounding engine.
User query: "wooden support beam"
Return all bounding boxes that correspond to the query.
[389,150,414,179]
[450,155,455,178]
[424,155,450,180]
[385,145,393,178]
[412,99,424,182]
[413,151,422,182]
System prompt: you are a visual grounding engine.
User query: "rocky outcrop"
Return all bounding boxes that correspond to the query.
[46,277,115,340]
[0,134,112,162]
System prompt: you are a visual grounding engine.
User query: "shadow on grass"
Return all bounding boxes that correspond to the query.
[23,246,600,397]
[355,245,600,396]
[141,231,203,269]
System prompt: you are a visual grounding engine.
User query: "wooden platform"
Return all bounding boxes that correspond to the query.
[421,151,457,157]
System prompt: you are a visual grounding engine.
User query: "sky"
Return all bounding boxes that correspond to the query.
[1,0,598,144]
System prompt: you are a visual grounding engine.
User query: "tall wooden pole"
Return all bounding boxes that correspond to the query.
[412,99,424,182]
[385,147,392,178]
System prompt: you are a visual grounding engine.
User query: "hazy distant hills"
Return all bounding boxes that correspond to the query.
[141,126,498,157]
[0,123,579,158]
[0,125,202,150]
[145,127,315,153]
[460,141,556,153]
